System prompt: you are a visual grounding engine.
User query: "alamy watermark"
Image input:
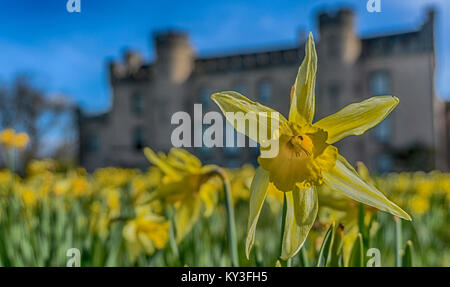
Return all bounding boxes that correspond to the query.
[367,0,381,13]
[66,248,81,267]
[366,248,381,267]
[171,104,280,158]
[66,0,81,13]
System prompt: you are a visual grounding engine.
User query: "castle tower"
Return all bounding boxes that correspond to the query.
[151,31,194,151]
[318,9,361,64]
[154,31,194,84]
[316,9,362,164]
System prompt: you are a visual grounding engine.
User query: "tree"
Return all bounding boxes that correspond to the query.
[0,75,76,167]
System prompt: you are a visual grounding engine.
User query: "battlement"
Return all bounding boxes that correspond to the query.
[318,8,354,29]
[154,30,190,49]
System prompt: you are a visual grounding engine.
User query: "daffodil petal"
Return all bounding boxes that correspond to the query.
[123,221,137,242]
[281,190,316,260]
[211,91,288,145]
[289,32,317,125]
[199,179,220,217]
[167,148,203,171]
[323,155,411,220]
[138,233,155,255]
[174,197,202,242]
[292,186,318,226]
[144,147,180,180]
[314,96,399,144]
[245,167,270,259]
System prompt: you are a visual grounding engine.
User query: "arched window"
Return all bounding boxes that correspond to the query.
[258,80,272,103]
[131,92,145,115]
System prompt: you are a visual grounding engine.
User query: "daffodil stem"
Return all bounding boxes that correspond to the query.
[212,167,239,267]
[300,247,309,267]
[164,206,180,265]
[279,193,291,267]
[7,148,15,174]
[168,216,180,264]
[394,216,402,267]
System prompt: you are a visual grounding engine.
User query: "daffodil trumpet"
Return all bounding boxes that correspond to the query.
[211,32,411,260]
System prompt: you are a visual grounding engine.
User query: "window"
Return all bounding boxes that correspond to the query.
[133,127,145,151]
[374,115,392,143]
[131,92,145,115]
[376,153,393,173]
[258,81,272,103]
[199,87,211,107]
[369,71,391,96]
[87,134,99,153]
[234,83,247,95]
[329,84,340,110]
[370,71,393,142]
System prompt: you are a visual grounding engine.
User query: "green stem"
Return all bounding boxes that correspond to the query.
[300,246,309,267]
[279,193,291,267]
[7,148,15,174]
[168,215,180,265]
[394,216,402,267]
[212,168,239,267]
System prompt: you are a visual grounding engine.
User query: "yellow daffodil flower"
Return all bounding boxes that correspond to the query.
[20,187,36,207]
[410,195,430,214]
[0,128,29,150]
[211,32,411,260]
[106,188,121,218]
[0,169,13,185]
[144,147,221,242]
[123,205,169,262]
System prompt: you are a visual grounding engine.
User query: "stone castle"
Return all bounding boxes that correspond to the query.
[78,8,448,173]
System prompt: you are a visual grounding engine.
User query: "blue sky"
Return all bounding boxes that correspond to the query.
[0,0,449,113]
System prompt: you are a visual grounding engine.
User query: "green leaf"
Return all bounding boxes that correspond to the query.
[395,216,403,267]
[349,233,364,267]
[316,222,335,267]
[402,240,414,267]
[329,223,344,267]
[299,246,309,267]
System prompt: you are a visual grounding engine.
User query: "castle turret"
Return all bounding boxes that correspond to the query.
[316,9,362,164]
[318,8,360,64]
[154,30,194,84]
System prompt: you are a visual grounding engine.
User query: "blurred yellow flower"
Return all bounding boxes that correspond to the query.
[0,128,29,150]
[410,195,430,214]
[26,159,56,176]
[72,176,89,197]
[229,164,255,204]
[21,188,36,206]
[0,169,12,184]
[123,205,169,262]
[144,147,221,242]
[89,201,110,238]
